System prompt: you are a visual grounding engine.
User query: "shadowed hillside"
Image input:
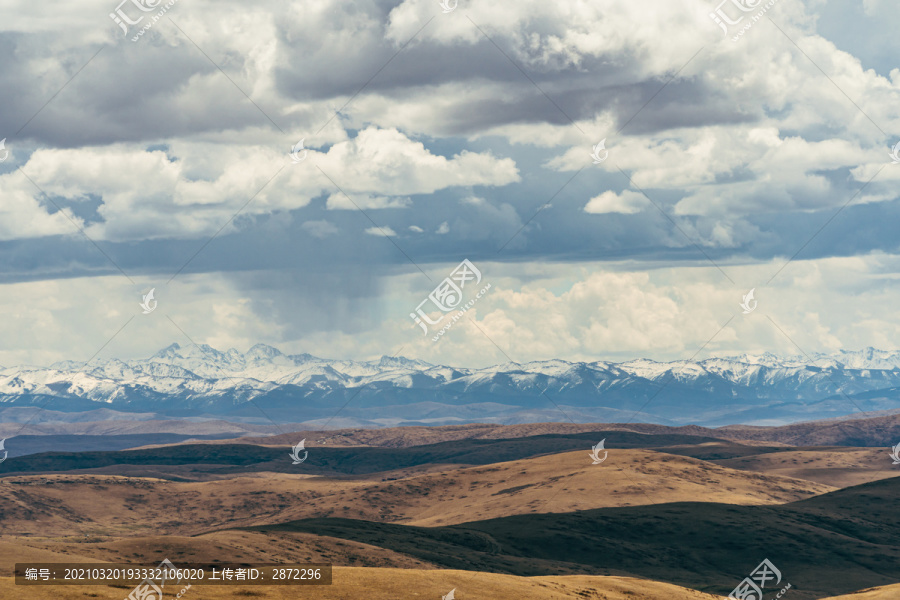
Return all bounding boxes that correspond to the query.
[0,431,735,477]
[246,477,900,599]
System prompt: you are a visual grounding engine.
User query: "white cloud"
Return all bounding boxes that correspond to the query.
[315,127,520,195]
[285,255,900,367]
[325,193,412,210]
[0,0,898,369]
[2,255,900,369]
[365,226,397,237]
[584,190,647,214]
[1,128,519,242]
[386,0,709,73]
[0,184,83,241]
[0,273,279,367]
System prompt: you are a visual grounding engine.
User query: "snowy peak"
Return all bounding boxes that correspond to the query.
[151,342,183,359]
[376,355,433,370]
[816,347,900,370]
[246,343,284,361]
[23,344,900,385]
[3,344,900,428]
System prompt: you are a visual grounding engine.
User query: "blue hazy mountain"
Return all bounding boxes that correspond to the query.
[2,344,900,427]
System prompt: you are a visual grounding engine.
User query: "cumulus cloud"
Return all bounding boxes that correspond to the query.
[365,226,397,237]
[315,127,520,195]
[0,0,898,366]
[0,273,279,367]
[279,255,900,367]
[1,127,519,242]
[584,190,648,214]
[2,253,900,369]
[0,183,83,241]
[325,193,411,210]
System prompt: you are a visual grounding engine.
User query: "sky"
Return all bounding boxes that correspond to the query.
[0,0,898,368]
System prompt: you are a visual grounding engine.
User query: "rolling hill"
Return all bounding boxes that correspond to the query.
[0,423,896,599]
[245,476,900,599]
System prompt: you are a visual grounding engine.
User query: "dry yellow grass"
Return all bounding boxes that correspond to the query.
[392,449,835,525]
[713,448,900,488]
[2,447,880,599]
[818,584,900,599]
[0,565,893,599]
[0,567,731,600]
[0,444,887,600]
[0,530,439,579]
[0,449,835,539]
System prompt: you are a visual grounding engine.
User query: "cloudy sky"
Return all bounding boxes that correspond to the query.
[0,0,898,368]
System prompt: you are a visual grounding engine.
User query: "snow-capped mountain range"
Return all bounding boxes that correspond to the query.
[2,344,900,427]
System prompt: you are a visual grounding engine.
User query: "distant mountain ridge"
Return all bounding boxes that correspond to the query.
[1,344,900,427]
